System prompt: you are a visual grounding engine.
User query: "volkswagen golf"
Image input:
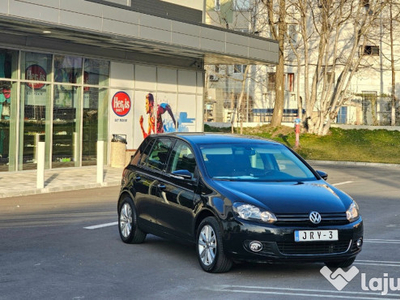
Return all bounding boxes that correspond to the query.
[117,133,363,273]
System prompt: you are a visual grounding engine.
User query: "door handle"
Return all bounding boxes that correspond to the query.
[157,183,166,190]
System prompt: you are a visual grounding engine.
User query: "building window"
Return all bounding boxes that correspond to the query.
[288,24,298,44]
[234,64,246,73]
[362,45,379,56]
[286,73,294,92]
[215,0,220,11]
[233,0,251,11]
[321,67,335,89]
[267,72,276,91]
[326,72,334,84]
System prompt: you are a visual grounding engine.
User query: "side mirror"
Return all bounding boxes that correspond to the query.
[171,170,193,180]
[316,170,328,181]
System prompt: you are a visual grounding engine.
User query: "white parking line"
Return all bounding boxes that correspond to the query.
[208,285,400,299]
[84,222,118,230]
[364,239,400,244]
[332,181,354,186]
[355,259,400,267]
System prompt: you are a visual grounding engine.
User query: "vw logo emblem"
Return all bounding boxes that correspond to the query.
[309,211,322,224]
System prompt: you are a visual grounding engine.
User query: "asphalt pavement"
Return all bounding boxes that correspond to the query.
[0,165,123,198]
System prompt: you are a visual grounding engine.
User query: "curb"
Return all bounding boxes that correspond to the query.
[308,160,400,168]
[0,180,121,199]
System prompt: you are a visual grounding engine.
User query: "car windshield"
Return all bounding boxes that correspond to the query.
[200,143,316,182]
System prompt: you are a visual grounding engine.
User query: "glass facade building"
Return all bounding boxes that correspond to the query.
[0,49,109,171]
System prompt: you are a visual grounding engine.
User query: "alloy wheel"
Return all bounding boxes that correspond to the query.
[120,203,132,238]
[198,224,217,266]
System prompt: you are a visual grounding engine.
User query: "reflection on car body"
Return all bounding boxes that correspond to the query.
[117,133,363,273]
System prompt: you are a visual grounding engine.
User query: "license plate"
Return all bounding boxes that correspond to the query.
[294,230,338,242]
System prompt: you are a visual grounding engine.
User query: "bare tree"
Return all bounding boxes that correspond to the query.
[206,0,390,135]
[286,0,387,135]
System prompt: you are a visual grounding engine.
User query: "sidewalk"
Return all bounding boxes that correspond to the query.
[0,166,123,198]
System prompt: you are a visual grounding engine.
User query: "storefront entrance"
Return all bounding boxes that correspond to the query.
[0,48,109,172]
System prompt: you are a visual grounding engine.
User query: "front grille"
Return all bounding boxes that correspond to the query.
[274,212,348,226]
[277,240,351,255]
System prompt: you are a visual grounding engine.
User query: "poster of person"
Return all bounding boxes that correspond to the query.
[139,92,177,138]
[134,92,196,148]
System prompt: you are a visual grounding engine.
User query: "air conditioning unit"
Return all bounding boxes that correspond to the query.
[209,75,219,82]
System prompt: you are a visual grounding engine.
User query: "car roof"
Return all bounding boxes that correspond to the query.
[151,132,282,146]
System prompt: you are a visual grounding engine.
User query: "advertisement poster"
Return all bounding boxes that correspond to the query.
[109,89,133,148]
[133,91,197,148]
[24,53,50,106]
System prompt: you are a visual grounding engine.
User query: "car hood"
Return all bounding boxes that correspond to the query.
[213,180,352,213]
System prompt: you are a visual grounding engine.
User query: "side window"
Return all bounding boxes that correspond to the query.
[168,141,196,175]
[141,138,172,172]
[137,138,155,167]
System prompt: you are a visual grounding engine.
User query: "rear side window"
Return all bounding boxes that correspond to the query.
[130,138,153,166]
[137,138,155,166]
[140,138,173,172]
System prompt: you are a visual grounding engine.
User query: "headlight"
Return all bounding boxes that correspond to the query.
[233,203,277,224]
[346,201,360,222]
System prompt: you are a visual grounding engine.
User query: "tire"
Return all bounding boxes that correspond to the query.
[325,257,356,269]
[118,196,146,244]
[196,217,233,273]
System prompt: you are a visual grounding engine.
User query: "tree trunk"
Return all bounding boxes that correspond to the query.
[390,3,396,126]
[270,0,286,127]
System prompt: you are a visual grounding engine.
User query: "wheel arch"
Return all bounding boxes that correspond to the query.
[117,189,135,211]
[193,209,219,237]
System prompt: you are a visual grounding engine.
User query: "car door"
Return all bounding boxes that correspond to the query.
[155,139,199,240]
[133,137,173,230]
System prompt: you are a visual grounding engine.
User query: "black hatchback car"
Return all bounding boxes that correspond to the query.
[117,133,363,273]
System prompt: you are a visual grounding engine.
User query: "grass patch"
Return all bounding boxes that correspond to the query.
[204,125,400,164]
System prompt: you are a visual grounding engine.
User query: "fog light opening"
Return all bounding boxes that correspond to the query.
[249,241,263,253]
[356,238,363,248]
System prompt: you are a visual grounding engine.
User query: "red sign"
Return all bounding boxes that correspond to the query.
[25,64,47,89]
[112,91,131,117]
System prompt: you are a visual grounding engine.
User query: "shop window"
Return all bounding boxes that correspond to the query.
[54,55,83,84]
[21,52,52,84]
[52,85,81,168]
[0,81,17,171]
[19,84,51,171]
[0,49,18,79]
[82,87,108,166]
[84,58,110,87]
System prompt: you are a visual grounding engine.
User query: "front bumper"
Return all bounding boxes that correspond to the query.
[221,217,363,263]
